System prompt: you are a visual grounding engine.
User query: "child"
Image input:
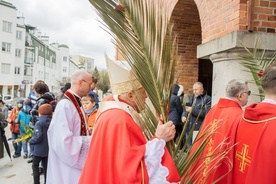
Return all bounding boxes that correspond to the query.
[29,104,52,184]
[17,100,31,159]
[7,99,24,158]
[81,94,98,135]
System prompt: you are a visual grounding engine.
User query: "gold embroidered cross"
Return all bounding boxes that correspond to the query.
[236,144,251,173]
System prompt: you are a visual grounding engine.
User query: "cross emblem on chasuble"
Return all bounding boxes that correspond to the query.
[236,144,251,173]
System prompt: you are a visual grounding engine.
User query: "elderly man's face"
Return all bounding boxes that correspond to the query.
[193,83,204,97]
[132,87,148,112]
[239,84,250,107]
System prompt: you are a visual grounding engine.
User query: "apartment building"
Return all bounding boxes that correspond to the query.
[0,1,25,98]
[0,0,81,98]
[71,55,95,74]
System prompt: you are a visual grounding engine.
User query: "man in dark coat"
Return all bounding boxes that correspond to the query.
[181,82,211,148]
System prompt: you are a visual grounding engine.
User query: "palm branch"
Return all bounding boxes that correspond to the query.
[89,0,177,146]
[13,126,33,143]
[239,38,276,101]
[89,0,229,180]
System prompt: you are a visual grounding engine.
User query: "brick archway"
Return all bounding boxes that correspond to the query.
[171,0,213,95]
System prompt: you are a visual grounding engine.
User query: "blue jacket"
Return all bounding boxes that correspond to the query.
[168,84,183,126]
[29,115,52,157]
[17,109,31,134]
[182,91,211,130]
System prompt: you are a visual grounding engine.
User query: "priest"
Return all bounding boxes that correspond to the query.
[47,70,92,184]
[79,57,180,183]
[187,79,250,183]
[232,63,276,184]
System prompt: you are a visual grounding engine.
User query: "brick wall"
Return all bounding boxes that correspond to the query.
[171,0,202,94]
[193,0,276,43]
[115,0,275,95]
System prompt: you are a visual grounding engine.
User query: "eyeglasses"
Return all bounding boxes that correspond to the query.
[242,90,251,95]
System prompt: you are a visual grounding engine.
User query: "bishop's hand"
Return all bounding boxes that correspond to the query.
[155,121,176,142]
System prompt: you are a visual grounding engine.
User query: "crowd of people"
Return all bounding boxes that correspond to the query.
[0,62,275,183]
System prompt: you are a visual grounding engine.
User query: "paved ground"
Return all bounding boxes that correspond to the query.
[0,128,45,184]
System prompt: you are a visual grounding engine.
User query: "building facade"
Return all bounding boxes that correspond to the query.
[171,0,276,104]
[0,1,25,98]
[71,55,95,74]
[0,0,80,98]
[116,0,276,105]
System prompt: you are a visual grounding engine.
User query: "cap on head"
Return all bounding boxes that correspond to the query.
[105,54,142,95]
[38,104,52,116]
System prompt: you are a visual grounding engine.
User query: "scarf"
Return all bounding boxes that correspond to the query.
[85,106,97,116]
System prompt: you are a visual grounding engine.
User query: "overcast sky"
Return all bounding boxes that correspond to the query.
[8,0,116,70]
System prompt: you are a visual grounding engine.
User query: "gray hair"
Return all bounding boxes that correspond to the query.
[226,79,248,98]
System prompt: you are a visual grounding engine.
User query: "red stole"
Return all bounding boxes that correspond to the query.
[64,91,87,136]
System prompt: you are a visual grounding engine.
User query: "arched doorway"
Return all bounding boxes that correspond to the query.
[171,0,213,96]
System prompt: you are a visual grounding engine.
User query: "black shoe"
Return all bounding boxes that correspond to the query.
[23,154,28,159]
[27,158,33,163]
[28,153,33,158]
[13,153,21,158]
[39,167,44,175]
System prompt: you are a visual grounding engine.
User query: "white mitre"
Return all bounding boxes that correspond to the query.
[105,54,142,95]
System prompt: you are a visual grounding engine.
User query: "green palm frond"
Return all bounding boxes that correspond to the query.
[239,38,276,101]
[89,0,228,180]
[89,0,177,121]
[89,0,177,146]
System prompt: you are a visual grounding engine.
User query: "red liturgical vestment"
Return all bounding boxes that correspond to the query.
[233,102,276,184]
[188,98,243,184]
[79,96,180,183]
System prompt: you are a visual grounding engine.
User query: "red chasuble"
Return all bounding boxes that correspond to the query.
[187,98,243,184]
[233,102,276,184]
[79,96,180,183]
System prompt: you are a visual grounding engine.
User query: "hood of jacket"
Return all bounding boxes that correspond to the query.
[172,84,180,95]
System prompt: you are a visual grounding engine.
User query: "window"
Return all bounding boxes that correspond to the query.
[24,66,32,76]
[2,42,11,52]
[14,67,20,74]
[87,62,92,70]
[2,21,12,32]
[63,56,67,62]
[63,67,67,72]
[15,49,21,57]
[1,63,11,74]
[16,30,22,40]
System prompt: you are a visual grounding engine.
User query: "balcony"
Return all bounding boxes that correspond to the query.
[24,58,34,64]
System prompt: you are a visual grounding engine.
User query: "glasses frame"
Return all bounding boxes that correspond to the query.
[241,90,251,95]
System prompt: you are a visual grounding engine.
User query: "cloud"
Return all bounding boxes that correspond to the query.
[8,0,116,69]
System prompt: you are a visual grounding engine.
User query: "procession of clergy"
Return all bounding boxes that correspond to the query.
[45,58,276,184]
